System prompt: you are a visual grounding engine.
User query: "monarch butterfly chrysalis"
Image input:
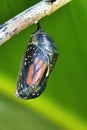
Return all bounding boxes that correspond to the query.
[16,23,58,100]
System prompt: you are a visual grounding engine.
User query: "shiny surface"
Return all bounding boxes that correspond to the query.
[16,27,58,99]
[0,0,87,129]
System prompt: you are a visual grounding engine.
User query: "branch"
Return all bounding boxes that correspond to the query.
[0,0,71,46]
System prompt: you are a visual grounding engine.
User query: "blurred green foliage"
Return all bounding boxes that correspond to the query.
[0,0,87,130]
[0,93,60,130]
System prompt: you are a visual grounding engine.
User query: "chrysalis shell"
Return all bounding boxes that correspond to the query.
[16,23,58,99]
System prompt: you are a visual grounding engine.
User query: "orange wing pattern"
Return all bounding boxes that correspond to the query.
[16,23,58,100]
[26,58,47,86]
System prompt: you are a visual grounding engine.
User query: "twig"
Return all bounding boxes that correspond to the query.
[0,0,71,46]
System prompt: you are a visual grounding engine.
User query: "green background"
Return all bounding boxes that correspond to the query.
[0,0,87,130]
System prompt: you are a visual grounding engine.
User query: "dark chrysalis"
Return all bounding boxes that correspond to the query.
[16,23,58,100]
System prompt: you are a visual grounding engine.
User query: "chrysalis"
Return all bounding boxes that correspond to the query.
[16,23,58,100]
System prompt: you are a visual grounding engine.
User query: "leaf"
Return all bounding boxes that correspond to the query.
[0,0,87,130]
